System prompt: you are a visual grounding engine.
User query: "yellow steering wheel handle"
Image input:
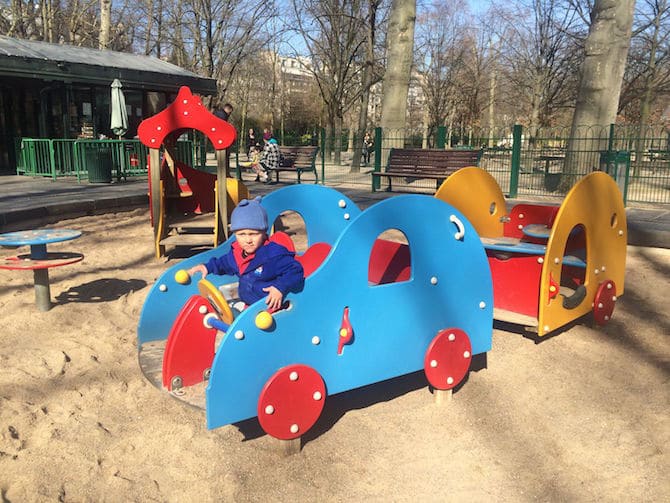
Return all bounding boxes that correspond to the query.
[198,279,235,325]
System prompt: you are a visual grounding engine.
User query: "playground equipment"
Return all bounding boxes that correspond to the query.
[435,168,627,336]
[137,86,248,258]
[137,185,493,442]
[0,229,83,311]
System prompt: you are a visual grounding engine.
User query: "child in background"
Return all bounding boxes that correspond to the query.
[238,144,267,182]
[187,197,304,312]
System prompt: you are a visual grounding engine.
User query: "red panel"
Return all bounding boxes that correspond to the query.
[593,280,617,325]
[368,239,411,285]
[138,87,236,150]
[257,364,326,440]
[269,231,296,252]
[489,253,543,317]
[505,204,559,241]
[173,161,216,214]
[0,252,83,270]
[337,307,353,355]
[424,328,472,390]
[162,295,217,390]
[297,242,331,277]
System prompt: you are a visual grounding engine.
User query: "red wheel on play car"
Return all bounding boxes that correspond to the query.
[257,364,326,440]
[424,328,472,390]
[593,279,617,325]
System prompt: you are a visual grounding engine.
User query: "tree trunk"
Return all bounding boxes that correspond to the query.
[380,0,416,153]
[563,0,635,188]
[350,0,379,174]
[334,114,343,165]
[488,58,497,148]
[99,0,112,50]
[144,0,154,55]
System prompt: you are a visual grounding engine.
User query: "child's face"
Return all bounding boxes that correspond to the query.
[235,229,266,254]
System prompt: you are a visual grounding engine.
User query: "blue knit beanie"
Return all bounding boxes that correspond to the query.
[231,197,268,232]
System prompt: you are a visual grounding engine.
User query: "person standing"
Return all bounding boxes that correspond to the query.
[362,131,374,165]
[214,103,234,121]
[246,128,256,158]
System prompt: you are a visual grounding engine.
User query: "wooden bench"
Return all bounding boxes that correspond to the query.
[371,148,482,192]
[271,146,319,184]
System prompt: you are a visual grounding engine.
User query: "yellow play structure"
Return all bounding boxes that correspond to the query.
[435,168,627,336]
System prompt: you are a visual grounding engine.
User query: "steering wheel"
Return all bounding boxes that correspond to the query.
[198,279,235,325]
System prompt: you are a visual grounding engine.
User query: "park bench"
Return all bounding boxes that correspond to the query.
[371,148,482,192]
[271,146,319,184]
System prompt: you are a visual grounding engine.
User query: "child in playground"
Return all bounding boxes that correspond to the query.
[238,144,267,182]
[187,197,304,312]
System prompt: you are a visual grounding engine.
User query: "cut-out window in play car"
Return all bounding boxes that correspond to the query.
[272,211,307,253]
[558,224,587,309]
[368,230,411,286]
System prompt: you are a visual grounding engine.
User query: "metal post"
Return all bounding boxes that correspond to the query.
[49,139,57,180]
[373,127,382,191]
[320,128,326,184]
[30,244,51,311]
[509,124,522,198]
[436,126,446,149]
[33,269,51,311]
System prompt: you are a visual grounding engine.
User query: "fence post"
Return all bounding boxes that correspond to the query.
[436,126,446,149]
[372,127,382,191]
[607,123,615,153]
[320,128,326,184]
[49,139,57,180]
[509,124,522,198]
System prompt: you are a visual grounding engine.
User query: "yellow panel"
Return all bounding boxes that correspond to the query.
[212,178,250,246]
[538,172,627,336]
[434,167,506,238]
[226,178,250,217]
[156,180,166,258]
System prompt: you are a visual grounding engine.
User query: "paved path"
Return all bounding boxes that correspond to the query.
[0,175,668,248]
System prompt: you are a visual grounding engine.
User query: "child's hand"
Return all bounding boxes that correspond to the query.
[262,286,283,312]
[187,264,208,279]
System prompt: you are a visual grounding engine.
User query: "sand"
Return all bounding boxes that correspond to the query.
[0,207,668,502]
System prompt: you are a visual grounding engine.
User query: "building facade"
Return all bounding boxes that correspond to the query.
[0,35,217,174]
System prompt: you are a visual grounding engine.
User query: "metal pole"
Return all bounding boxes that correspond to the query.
[509,124,522,198]
[33,269,51,311]
[320,128,326,184]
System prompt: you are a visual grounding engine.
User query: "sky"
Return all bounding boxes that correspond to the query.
[468,0,491,14]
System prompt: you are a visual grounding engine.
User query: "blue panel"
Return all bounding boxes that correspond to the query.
[206,195,493,429]
[482,239,546,255]
[137,185,360,344]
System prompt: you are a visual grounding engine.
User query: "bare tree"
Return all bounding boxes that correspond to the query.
[619,0,670,124]
[350,0,383,173]
[380,0,416,149]
[170,0,274,102]
[414,2,469,145]
[494,0,583,133]
[289,0,369,165]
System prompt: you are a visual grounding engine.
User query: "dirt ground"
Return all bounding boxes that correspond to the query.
[0,207,668,502]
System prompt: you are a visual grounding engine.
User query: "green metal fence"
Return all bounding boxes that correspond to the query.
[15,124,670,206]
[16,138,199,182]
[314,124,670,206]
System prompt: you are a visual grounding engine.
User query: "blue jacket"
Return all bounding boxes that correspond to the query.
[204,241,304,305]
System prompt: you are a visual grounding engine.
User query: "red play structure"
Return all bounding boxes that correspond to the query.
[137,86,247,258]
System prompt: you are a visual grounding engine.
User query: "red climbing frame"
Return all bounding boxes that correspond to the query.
[137,87,236,150]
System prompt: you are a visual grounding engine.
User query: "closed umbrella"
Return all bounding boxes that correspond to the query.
[110,78,128,138]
